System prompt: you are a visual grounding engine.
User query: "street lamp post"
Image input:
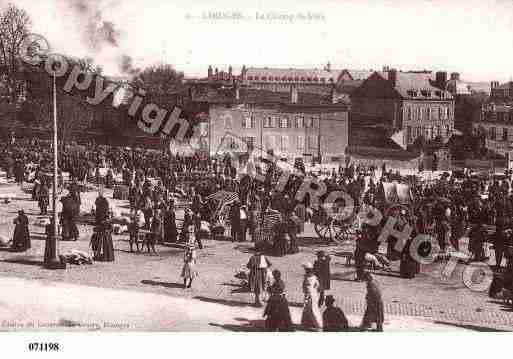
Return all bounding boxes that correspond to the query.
[44,72,66,269]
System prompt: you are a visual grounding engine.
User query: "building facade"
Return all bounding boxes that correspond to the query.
[350,69,455,146]
[474,103,513,156]
[209,103,348,164]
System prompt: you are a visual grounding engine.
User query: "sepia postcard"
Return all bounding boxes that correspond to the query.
[0,0,512,356]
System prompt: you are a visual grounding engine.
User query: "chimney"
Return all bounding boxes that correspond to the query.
[435,71,447,89]
[326,62,331,72]
[215,67,219,79]
[228,65,232,77]
[290,85,298,104]
[208,65,213,78]
[491,81,498,90]
[450,72,460,81]
[383,65,390,72]
[388,68,397,88]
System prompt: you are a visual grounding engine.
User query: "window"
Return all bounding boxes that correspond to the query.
[281,135,288,151]
[264,116,272,128]
[489,127,496,140]
[280,116,289,128]
[426,107,431,120]
[406,126,412,143]
[419,108,425,121]
[433,107,439,120]
[503,127,508,141]
[406,107,412,121]
[248,76,253,80]
[242,112,252,129]
[243,136,255,150]
[421,90,431,97]
[305,117,312,128]
[297,115,304,128]
[297,135,304,149]
[308,135,318,149]
[445,125,450,137]
[443,107,448,119]
[311,116,320,128]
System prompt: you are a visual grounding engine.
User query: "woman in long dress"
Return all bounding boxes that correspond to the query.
[12,210,30,252]
[163,203,178,243]
[300,262,323,330]
[263,269,293,331]
[360,273,384,331]
[181,244,198,288]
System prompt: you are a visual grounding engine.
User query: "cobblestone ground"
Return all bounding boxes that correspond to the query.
[0,182,512,331]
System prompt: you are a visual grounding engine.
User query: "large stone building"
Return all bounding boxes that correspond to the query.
[350,69,455,147]
[239,64,371,104]
[210,103,348,164]
[475,103,513,156]
[491,81,513,99]
[187,72,349,163]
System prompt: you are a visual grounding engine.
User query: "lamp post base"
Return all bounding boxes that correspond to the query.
[43,235,66,270]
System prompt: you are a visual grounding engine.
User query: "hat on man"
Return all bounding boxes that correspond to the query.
[325,295,335,305]
[302,262,313,270]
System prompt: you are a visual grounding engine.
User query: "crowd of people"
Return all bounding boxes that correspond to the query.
[3,136,513,330]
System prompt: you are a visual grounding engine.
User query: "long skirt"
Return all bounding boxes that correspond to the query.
[264,295,293,331]
[181,262,198,279]
[301,295,322,329]
[91,232,115,262]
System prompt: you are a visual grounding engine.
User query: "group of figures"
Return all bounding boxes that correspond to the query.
[247,251,384,332]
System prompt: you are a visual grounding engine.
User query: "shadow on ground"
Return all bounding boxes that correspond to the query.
[434,320,510,332]
[141,279,185,289]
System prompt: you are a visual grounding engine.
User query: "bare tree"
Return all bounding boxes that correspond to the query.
[0,3,31,104]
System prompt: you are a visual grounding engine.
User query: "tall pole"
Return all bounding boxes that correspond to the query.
[44,72,65,269]
[53,73,58,246]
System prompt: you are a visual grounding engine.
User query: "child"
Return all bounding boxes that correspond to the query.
[181,244,198,288]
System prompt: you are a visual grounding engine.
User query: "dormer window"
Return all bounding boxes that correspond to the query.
[248,76,253,80]
[421,90,431,97]
[313,77,318,82]
[307,77,312,81]
[275,76,280,81]
[301,77,306,81]
[288,77,293,81]
[320,78,325,82]
[282,76,287,81]
[407,90,417,97]
[254,76,259,80]
[294,76,299,81]
[261,76,267,81]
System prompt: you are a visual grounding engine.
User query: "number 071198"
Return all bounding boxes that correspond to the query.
[28,343,60,351]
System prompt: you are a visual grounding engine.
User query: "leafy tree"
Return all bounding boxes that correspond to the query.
[132,63,184,107]
[0,3,31,104]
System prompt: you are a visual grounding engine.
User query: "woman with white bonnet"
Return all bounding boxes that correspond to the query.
[301,262,323,330]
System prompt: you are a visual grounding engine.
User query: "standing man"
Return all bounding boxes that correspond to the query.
[313,250,331,307]
[229,200,241,242]
[246,251,271,307]
[360,273,384,332]
[38,181,50,216]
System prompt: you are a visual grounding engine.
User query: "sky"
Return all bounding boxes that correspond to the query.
[4,0,513,82]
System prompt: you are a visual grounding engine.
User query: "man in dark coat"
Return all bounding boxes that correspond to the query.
[38,182,49,215]
[360,273,384,331]
[95,193,110,225]
[229,200,241,242]
[323,295,349,332]
[313,250,331,307]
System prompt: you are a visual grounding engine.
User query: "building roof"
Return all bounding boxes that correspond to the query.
[244,67,341,84]
[352,71,453,100]
[342,70,373,81]
[446,79,472,95]
[495,81,513,90]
